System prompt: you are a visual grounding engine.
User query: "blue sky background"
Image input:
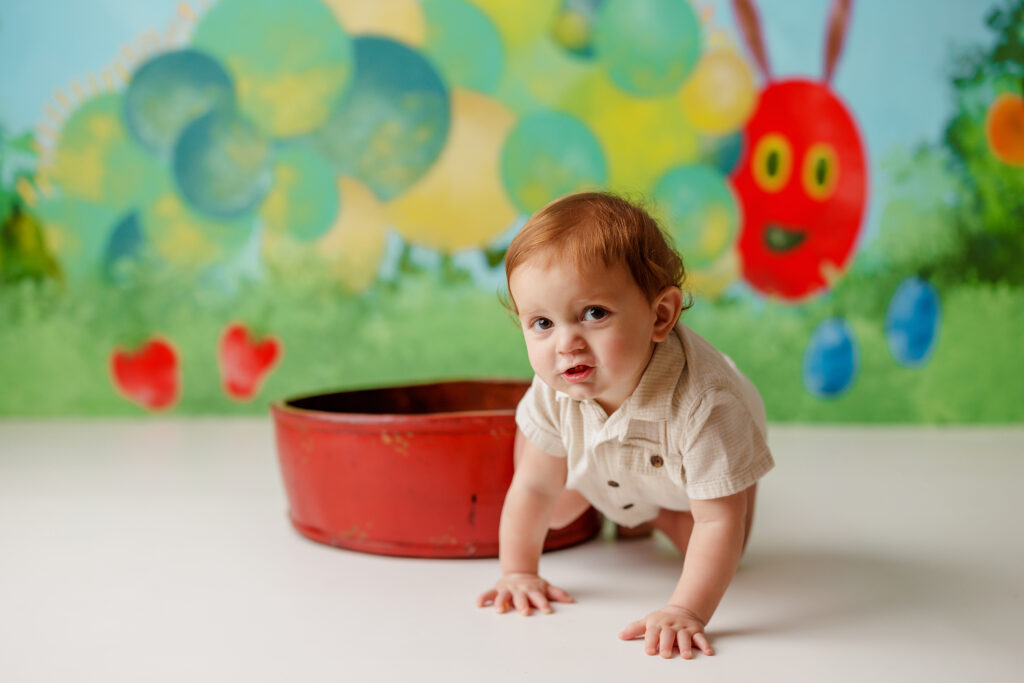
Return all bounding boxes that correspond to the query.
[0,0,1000,247]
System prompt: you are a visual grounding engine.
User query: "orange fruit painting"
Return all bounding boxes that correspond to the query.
[985,93,1024,166]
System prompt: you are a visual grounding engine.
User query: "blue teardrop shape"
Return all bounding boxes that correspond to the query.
[885,277,940,367]
[103,212,143,283]
[803,317,858,398]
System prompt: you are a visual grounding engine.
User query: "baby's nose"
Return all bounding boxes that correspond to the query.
[556,327,586,354]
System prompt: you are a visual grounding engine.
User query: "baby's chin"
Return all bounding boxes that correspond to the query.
[550,376,601,401]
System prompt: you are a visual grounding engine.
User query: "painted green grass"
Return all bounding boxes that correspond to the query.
[686,282,1024,423]
[1,268,1020,421]
[0,271,529,416]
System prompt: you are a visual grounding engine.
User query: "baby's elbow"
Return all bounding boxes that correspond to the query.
[689,489,748,526]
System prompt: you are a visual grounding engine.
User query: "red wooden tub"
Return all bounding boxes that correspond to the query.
[270,380,602,558]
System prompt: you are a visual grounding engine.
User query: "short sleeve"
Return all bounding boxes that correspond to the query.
[682,387,774,500]
[514,376,567,457]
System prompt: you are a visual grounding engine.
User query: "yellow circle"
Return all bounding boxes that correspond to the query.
[679,49,757,134]
[802,143,839,201]
[751,133,792,193]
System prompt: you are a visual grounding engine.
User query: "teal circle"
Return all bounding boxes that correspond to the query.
[173,107,273,218]
[123,49,235,158]
[423,0,504,93]
[652,164,738,269]
[263,143,340,242]
[593,0,701,96]
[310,36,450,201]
[501,109,607,213]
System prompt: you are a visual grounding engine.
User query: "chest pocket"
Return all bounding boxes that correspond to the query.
[618,445,686,489]
[613,419,685,487]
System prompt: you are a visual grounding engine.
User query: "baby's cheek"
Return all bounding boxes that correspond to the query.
[523,343,549,377]
[606,337,644,370]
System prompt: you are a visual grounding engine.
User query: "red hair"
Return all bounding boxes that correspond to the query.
[504,192,691,313]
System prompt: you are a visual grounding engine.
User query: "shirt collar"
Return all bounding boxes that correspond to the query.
[624,322,686,422]
[571,323,687,445]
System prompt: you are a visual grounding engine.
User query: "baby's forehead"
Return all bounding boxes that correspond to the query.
[509,252,643,303]
[514,249,625,278]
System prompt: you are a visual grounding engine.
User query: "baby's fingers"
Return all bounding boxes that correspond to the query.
[693,631,714,656]
[512,591,532,615]
[675,630,694,659]
[526,590,553,614]
[659,628,677,658]
[477,589,497,608]
[493,588,512,613]
[618,619,646,640]
[546,585,575,603]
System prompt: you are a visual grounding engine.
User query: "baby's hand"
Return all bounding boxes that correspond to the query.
[619,605,714,659]
[476,572,574,616]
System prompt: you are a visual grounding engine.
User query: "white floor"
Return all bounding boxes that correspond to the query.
[1,419,1022,683]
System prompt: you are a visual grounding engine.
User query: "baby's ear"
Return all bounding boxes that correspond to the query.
[651,287,683,342]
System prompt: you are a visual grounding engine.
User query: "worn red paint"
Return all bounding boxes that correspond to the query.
[271,380,602,558]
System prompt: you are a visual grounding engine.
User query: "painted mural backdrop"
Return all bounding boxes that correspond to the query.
[0,0,1021,420]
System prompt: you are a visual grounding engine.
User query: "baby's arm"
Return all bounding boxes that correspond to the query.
[619,489,748,658]
[476,429,575,615]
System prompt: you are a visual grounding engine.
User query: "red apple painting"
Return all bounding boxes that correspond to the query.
[110,337,181,411]
[218,323,282,401]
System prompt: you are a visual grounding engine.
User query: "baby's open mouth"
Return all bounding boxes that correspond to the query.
[562,365,593,382]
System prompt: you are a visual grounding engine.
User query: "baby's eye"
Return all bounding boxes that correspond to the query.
[531,318,553,331]
[583,306,609,321]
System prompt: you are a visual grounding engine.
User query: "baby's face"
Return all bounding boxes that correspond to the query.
[509,255,661,415]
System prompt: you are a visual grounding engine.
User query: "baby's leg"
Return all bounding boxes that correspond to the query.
[512,428,592,530]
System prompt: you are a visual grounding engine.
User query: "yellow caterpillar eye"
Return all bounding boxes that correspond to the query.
[751,133,792,193]
[803,143,839,201]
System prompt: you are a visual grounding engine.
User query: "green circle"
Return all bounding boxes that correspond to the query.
[593,0,701,96]
[50,93,164,211]
[501,109,607,213]
[260,143,340,242]
[651,164,737,269]
[423,0,504,93]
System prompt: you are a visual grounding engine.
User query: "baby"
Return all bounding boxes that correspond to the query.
[476,191,774,660]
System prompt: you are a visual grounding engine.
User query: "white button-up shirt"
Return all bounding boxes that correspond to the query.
[516,321,774,527]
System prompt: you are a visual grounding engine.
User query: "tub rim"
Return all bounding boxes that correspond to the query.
[270,377,532,425]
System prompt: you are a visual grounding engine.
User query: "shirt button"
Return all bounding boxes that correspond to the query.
[607,480,620,487]
[650,455,664,467]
